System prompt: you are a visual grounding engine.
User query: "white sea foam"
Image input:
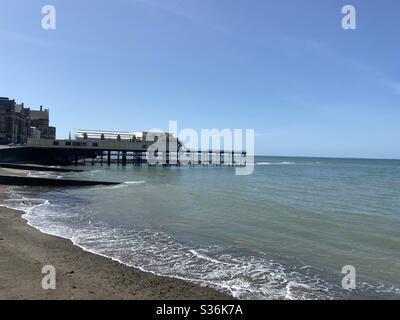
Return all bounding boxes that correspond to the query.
[124,181,146,184]
[27,171,58,178]
[189,249,233,266]
[87,180,145,191]
[256,162,295,166]
[1,187,336,300]
[88,184,128,191]
[3,186,399,300]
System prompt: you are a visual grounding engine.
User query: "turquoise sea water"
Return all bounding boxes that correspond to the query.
[4,156,400,299]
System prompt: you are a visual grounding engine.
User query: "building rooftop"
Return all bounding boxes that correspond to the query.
[30,110,49,120]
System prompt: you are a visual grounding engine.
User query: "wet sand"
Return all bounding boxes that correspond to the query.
[0,186,230,300]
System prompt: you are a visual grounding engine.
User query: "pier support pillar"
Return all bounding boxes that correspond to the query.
[82,150,86,166]
[165,152,170,166]
[164,135,170,167]
[107,151,111,166]
[122,151,127,166]
[74,150,78,166]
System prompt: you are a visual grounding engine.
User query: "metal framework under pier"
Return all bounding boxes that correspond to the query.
[75,150,247,167]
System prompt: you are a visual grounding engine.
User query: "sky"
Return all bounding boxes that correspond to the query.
[0,0,399,158]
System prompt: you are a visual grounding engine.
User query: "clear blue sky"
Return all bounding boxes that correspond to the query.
[1,0,399,158]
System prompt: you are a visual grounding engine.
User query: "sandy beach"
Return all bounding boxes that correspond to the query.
[0,185,230,300]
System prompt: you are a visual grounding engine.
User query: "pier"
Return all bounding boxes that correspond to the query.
[23,133,247,167]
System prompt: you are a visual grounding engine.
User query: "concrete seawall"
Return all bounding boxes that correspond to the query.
[0,175,120,187]
[0,163,83,172]
[0,146,96,165]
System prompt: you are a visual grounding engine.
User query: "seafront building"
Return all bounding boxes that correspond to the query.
[29,106,56,140]
[0,97,56,145]
[0,97,30,145]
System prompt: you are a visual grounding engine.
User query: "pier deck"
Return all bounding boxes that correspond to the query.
[22,138,247,167]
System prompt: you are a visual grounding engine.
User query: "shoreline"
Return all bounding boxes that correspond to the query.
[0,186,231,300]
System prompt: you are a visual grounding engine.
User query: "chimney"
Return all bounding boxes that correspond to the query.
[40,106,43,111]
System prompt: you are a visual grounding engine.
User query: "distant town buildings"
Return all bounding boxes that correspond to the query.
[0,97,56,145]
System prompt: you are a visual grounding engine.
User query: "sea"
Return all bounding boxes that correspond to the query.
[2,156,400,299]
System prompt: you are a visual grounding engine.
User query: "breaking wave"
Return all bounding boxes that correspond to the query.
[2,186,399,300]
[256,162,295,166]
[0,187,338,300]
[124,181,146,185]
